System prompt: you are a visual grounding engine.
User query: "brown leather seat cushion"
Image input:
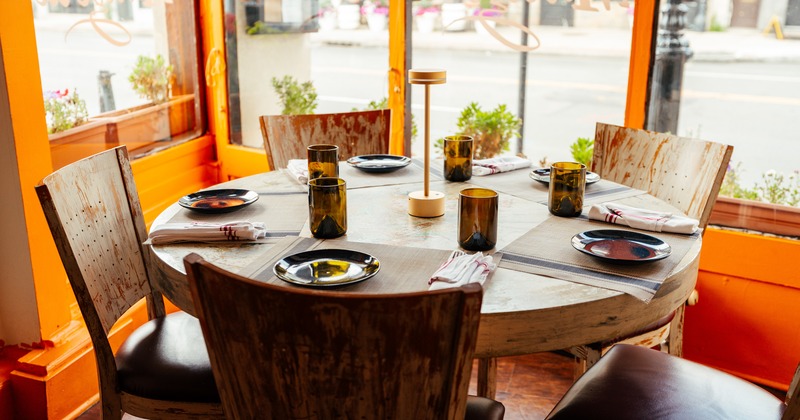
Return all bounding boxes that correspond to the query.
[116,311,219,402]
[466,395,505,420]
[547,344,785,419]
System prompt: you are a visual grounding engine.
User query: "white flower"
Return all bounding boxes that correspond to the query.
[765,169,777,177]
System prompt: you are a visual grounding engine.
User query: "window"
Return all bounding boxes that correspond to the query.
[34,0,205,169]
[407,1,635,164]
[647,0,800,236]
[222,0,392,151]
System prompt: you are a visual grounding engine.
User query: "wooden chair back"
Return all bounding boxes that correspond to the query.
[259,109,391,170]
[184,253,483,420]
[593,123,733,230]
[36,147,170,417]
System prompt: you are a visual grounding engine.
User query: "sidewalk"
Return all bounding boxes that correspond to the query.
[312,25,800,63]
[34,10,800,63]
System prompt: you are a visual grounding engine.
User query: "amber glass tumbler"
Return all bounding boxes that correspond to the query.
[307,144,339,181]
[458,188,498,251]
[548,162,586,217]
[308,177,347,239]
[444,135,474,182]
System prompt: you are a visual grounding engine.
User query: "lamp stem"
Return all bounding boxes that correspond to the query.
[424,84,430,197]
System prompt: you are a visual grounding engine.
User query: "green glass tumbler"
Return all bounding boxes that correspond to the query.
[307,144,339,181]
[458,188,498,251]
[308,177,347,239]
[444,135,473,182]
[548,162,586,217]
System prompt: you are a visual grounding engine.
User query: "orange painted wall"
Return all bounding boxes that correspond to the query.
[685,227,800,390]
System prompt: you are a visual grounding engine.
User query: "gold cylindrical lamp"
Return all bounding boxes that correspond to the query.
[407,68,447,218]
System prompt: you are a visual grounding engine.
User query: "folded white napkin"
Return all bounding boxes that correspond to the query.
[287,159,308,185]
[428,251,496,290]
[472,156,531,176]
[147,221,268,244]
[588,202,699,235]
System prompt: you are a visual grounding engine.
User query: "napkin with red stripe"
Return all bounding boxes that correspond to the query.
[428,251,496,290]
[147,221,268,244]
[588,202,699,234]
[472,156,531,176]
[287,159,309,185]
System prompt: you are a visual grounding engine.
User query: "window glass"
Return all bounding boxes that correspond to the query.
[408,0,634,164]
[33,0,204,169]
[224,0,391,149]
[673,4,800,211]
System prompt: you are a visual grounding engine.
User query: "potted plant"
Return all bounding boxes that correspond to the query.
[454,102,520,159]
[441,2,468,32]
[362,0,389,32]
[44,88,88,134]
[46,88,112,164]
[570,137,594,168]
[337,0,362,30]
[129,54,173,105]
[415,1,440,33]
[272,75,318,115]
[317,0,337,31]
[473,6,503,35]
[90,54,193,149]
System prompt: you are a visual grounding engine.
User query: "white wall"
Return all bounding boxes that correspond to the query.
[236,2,312,149]
[0,44,42,345]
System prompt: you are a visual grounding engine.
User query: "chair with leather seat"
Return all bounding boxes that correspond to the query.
[36,147,223,419]
[564,122,734,378]
[547,344,800,420]
[259,108,391,170]
[183,253,506,420]
[474,123,734,395]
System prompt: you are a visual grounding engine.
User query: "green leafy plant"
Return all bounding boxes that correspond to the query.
[129,54,173,104]
[44,88,88,134]
[570,137,594,167]
[454,102,521,159]
[719,162,759,201]
[718,162,800,207]
[353,97,417,141]
[271,75,318,115]
[755,170,800,207]
[709,15,725,32]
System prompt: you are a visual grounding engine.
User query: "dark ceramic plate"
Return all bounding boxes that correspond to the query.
[529,168,601,184]
[178,189,259,214]
[346,154,412,173]
[273,249,381,287]
[571,229,671,264]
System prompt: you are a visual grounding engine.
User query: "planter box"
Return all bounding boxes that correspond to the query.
[49,94,195,169]
[49,119,114,170]
[709,196,800,238]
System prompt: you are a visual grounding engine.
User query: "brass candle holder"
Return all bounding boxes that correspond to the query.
[407,68,446,218]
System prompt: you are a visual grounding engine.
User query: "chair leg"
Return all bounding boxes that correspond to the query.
[665,304,685,357]
[477,357,497,399]
[570,344,602,381]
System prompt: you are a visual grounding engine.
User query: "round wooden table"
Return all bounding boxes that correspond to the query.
[149,165,700,361]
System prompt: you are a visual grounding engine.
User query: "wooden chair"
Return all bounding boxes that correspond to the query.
[183,253,506,420]
[259,109,391,170]
[547,344,800,420]
[475,123,734,395]
[566,122,734,378]
[36,147,223,419]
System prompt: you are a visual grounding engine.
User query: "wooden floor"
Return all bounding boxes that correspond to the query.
[468,352,575,419]
[77,352,574,420]
[76,349,792,420]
